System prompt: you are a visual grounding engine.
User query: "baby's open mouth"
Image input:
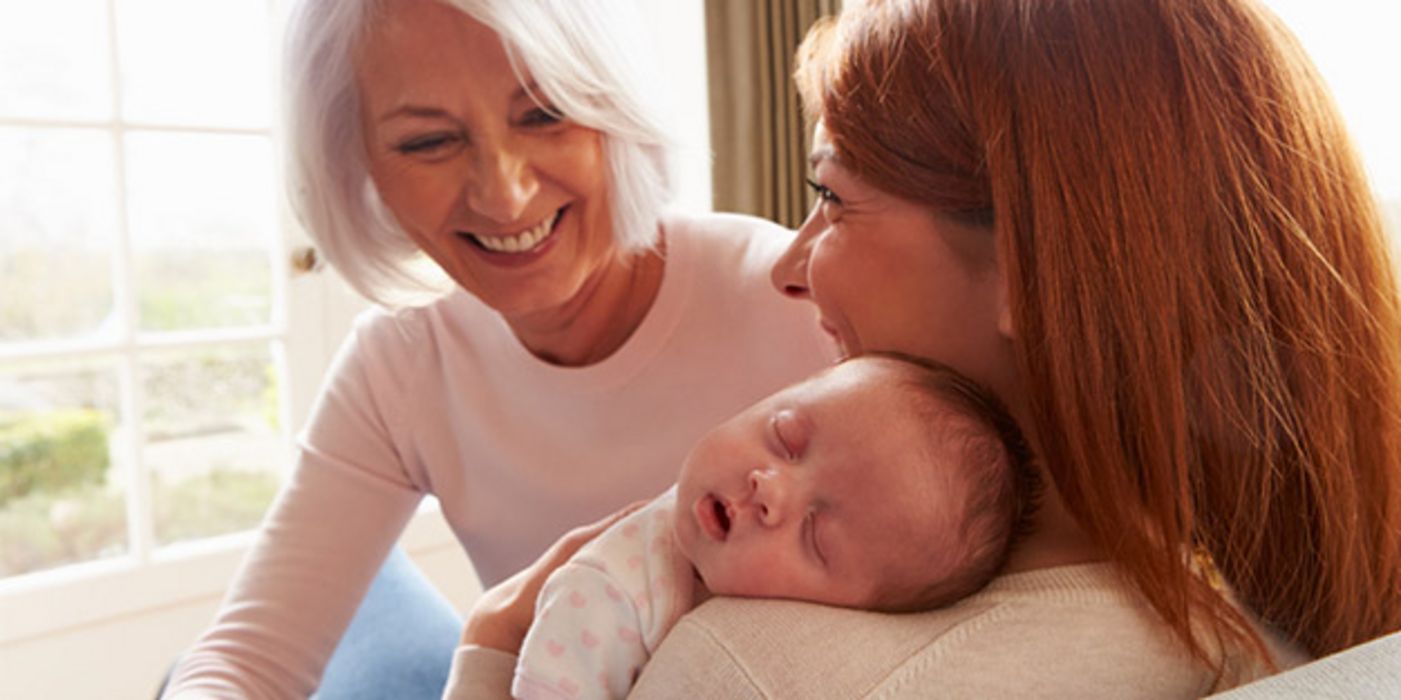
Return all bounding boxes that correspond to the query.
[713,498,732,535]
[696,494,733,542]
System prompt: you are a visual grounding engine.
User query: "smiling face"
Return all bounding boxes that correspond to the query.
[672,358,971,608]
[771,123,1015,396]
[354,0,618,319]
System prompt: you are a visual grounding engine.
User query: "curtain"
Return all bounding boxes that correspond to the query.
[706,0,840,228]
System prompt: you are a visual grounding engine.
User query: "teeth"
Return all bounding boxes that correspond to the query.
[470,209,560,254]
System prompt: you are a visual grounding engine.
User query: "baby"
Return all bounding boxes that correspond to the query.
[506,354,1038,700]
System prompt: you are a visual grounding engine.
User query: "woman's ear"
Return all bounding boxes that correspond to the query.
[994,246,1016,340]
[996,283,1016,340]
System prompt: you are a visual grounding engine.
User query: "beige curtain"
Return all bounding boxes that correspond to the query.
[706,0,840,228]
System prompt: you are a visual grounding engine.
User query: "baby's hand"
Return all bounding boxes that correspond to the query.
[460,501,647,654]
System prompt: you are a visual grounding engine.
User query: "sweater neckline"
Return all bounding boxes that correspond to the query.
[466,219,695,394]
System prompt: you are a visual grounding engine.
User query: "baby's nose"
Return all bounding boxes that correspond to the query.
[748,469,789,527]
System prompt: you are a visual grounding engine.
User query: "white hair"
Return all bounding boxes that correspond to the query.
[283,0,679,306]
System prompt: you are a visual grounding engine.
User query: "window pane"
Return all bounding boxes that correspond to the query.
[0,127,118,343]
[0,359,126,577]
[0,0,112,121]
[143,343,286,546]
[125,131,276,332]
[115,0,273,128]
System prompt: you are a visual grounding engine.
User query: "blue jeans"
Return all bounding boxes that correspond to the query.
[312,547,463,699]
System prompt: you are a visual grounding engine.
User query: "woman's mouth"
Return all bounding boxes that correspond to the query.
[695,494,732,542]
[459,206,564,256]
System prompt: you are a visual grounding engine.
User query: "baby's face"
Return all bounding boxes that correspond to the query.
[672,359,964,608]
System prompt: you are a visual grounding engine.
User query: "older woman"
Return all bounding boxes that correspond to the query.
[457,0,1401,696]
[161,0,832,697]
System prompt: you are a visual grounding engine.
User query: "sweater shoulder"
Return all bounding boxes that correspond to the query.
[636,564,1224,699]
[349,296,442,352]
[327,294,480,431]
[662,211,795,277]
[345,291,491,368]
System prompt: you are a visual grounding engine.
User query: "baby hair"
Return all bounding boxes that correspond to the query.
[859,352,1040,613]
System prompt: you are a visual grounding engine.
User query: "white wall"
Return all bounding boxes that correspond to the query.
[637,0,714,212]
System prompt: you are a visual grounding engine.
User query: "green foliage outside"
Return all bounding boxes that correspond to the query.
[0,468,280,578]
[0,249,113,341]
[0,243,285,578]
[263,362,282,433]
[0,344,285,578]
[136,251,270,332]
[0,480,126,577]
[142,350,278,439]
[152,468,280,544]
[0,248,271,341]
[0,410,110,506]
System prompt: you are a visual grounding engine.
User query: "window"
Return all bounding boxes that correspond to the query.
[0,0,305,581]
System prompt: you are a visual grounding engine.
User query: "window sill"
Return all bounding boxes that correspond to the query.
[0,502,459,646]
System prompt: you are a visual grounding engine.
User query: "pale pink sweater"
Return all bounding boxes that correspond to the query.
[163,212,835,698]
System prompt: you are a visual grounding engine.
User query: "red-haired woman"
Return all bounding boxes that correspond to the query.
[457,0,1401,695]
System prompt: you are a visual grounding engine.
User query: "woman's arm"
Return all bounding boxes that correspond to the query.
[163,322,424,698]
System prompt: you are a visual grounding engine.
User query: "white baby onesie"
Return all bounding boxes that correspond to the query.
[512,488,696,700]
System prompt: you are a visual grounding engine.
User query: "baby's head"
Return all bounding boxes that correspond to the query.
[673,353,1038,612]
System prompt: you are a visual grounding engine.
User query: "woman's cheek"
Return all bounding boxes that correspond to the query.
[374,165,458,234]
[804,232,840,291]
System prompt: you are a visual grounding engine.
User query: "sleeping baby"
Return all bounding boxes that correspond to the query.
[447,353,1040,700]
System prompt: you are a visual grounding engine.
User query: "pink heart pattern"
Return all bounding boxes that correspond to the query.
[557,676,581,697]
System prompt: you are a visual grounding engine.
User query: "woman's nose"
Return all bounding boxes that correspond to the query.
[747,468,790,527]
[771,213,819,299]
[466,146,539,224]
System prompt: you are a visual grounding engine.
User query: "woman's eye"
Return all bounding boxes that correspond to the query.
[804,177,842,206]
[395,134,455,155]
[520,106,564,127]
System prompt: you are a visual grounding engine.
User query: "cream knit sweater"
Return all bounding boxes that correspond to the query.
[449,563,1306,699]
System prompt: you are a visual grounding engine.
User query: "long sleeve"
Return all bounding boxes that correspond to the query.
[513,564,650,700]
[162,322,425,699]
[443,646,518,700]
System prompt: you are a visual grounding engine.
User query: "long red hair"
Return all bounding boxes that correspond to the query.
[798,0,1401,661]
